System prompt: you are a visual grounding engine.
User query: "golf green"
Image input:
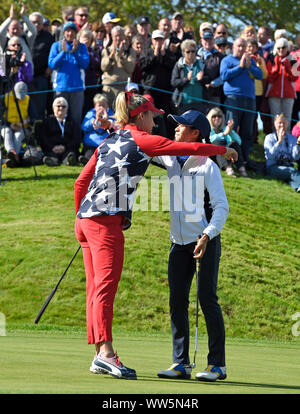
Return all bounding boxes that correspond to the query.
[0,330,299,395]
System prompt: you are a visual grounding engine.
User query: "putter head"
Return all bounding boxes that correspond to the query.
[191,362,196,369]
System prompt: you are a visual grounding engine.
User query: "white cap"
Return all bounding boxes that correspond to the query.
[152,29,165,39]
[102,12,120,24]
[14,81,27,100]
[125,82,139,92]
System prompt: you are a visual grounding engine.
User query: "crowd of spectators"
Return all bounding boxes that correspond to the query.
[0,4,299,190]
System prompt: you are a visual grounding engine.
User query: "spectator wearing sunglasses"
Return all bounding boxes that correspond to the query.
[171,39,205,114]
[37,97,81,166]
[74,7,90,32]
[265,37,298,131]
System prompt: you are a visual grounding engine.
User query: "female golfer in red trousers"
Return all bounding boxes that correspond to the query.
[74,91,237,379]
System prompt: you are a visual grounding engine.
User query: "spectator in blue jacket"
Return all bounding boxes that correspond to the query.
[48,21,89,129]
[220,37,263,168]
[79,94,115,165]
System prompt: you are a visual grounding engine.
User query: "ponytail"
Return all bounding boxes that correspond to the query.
[115,92,148,127]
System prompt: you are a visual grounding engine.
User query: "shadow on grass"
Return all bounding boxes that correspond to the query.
[139,376,300,391]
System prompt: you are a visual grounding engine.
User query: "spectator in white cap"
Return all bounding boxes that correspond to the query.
[102,12,121,47]
[199,22,213,38]
[139,29,178,137]
[1,81,33,167]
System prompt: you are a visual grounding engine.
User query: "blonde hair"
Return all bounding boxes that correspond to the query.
[181,39,197,53]
[206,107,225,131]
[93,93,108,106]
[241,25,255,38]
[77,28,94,44]
[114,92,148,127]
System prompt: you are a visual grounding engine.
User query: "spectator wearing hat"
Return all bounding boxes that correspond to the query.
[140,29,178,137]
[265,37,298,131]
[51,18,62,38]
[169,12,193,60]
[125,82,140,94]
[199,22,213,38]
[102,12,121,48]
[101,25,136,108]
[136,16,152,49]
[42,18,50,32]
[0,3,37,72]
[220,37,263,167]
[1,81,34,167]
[197,30,225,112]
[28,12,54,121]
[48,21,89,129]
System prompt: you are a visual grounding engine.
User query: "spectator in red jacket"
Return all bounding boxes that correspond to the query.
[265,37,298,130]
[290,34,300,129]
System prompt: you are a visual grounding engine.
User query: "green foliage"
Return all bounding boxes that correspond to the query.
[0,0,299,37]
[1,138,299,341]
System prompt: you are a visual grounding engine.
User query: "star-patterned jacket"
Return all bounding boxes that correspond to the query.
[74,124,227,230]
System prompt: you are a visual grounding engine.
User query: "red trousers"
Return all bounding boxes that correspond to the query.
[75,215,124,344]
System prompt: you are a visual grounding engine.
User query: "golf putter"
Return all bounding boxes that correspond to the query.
[191,258,201,369]
[34,245,81,324]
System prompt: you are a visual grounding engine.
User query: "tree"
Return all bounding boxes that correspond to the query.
[0,0,299,39]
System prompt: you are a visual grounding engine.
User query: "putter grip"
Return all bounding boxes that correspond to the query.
[34,286,57,324]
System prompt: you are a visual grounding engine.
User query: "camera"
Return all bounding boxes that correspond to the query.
[278,155,293,167]
[5,50,24,69]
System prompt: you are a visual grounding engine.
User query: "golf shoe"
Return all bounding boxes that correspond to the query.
[157,363,192,379]
[195,365,226,381]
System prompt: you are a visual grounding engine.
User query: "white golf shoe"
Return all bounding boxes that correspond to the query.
[195,365,227,382]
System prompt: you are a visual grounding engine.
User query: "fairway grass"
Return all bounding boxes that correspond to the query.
[0,330,299,395]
